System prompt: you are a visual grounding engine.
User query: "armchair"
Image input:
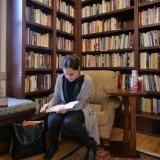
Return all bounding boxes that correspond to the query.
[82,70,121,146]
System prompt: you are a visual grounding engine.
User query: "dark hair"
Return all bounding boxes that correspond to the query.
[62,55,80,70]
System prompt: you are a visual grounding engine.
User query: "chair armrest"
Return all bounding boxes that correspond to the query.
[102,95,121,110]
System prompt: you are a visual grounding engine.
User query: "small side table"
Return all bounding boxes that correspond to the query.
[104,89,147,157]
[0,97,8,108]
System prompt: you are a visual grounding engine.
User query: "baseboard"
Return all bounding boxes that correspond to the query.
[137,148,160,158]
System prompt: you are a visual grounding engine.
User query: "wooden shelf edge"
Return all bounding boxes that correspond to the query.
[139,23,160,30]
[57,49,74,54]
[56,29,74,38]
[25,68,53,72]
[139,1,160,8]
[82,67,134,70]
[81,28,134,38]
[27,0,52,11]
[25,89,53,96]
[26,45,52,51]
[26,21,53,31]
[57,11,75,21]
[81,6,134,22]
[82,48,133,54]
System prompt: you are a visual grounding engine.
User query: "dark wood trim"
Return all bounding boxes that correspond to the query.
[25,89,53,96]
[81,0,102,7]
[139,46,160,51]
[75,0,81,57]
[139,69,160,73]
[134,0,139,70]
[56,49,74,55]
[27,0,53,11]
[81,7,134,22]
[138,1,160,8]
[82,48,133,54]
[61,0,75,6]
[26,44,52,51]
[26,21,53,32]
[25,69,53,72]
[82,67,134,71]
[57,11,75,22]
[56,29,74,39]
[139,23,160,30]
[81,29,134,38]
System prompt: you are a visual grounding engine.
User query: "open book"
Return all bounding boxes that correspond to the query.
[45,101,79,113]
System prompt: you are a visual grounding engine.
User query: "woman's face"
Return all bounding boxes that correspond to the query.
[63,67,80,82]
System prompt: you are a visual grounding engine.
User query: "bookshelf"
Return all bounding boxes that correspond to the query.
[80,0,160,137]
[6,0,78,112]
[55,0,76,72]
[6,0,160,136]
[80,0,135,71]
[6,0,54,112]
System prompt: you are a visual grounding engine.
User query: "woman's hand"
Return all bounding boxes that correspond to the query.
[40,102,52,112]
[57,108,67,114]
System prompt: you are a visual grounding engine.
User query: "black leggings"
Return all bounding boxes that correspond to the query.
[47,110,96,149]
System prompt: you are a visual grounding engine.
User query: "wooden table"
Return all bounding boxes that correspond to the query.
[104,89,147,157]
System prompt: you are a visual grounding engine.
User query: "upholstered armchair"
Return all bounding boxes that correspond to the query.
[82,70,121,146]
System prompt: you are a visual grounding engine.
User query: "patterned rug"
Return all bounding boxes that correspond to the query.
[61,146,159,160]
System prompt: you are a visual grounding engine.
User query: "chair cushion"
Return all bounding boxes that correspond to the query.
[82,70,118,104]
[91,103,108,127]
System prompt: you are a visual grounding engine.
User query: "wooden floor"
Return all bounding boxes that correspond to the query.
[0,127,160,160]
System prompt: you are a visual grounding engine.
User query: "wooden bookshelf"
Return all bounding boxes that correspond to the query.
[6,0,78,112]
[55,0,77,71]
[6,0,160,137]
[80,0,160,137]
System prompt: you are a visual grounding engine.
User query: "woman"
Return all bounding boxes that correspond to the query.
[41,55,99,160]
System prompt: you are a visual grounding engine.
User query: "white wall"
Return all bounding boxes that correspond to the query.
[0,0,7,97]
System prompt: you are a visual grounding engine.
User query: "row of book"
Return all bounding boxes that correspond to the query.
[136,97,160,114]
[56,54,64,69]
[26,28,50,48]
[138,0,158,4]
[81,52,134,67]
[25,52,51,69]
[82,32,133,52]
[140,30,160,47]
[117,73,131,90]
[56,18,74,34]
[57,37,73,51]
[139,6,160,26]
[82,0,131,18]
[36,0,52,7]
[140,52,160,69]
[25,74,51,92]
[26,6,51,27]
[56,0,74,17]
[82,17,122,35]
[142,74,160,92]
[35,96,50,114]
[118,73,160,92]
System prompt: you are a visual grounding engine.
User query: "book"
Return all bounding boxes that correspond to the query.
[44,101,79,113]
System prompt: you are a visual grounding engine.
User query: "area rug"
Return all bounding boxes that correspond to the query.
[61,146,159,160]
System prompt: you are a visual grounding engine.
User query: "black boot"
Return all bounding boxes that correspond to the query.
[43,145,58,160]
[85,148,96,160]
